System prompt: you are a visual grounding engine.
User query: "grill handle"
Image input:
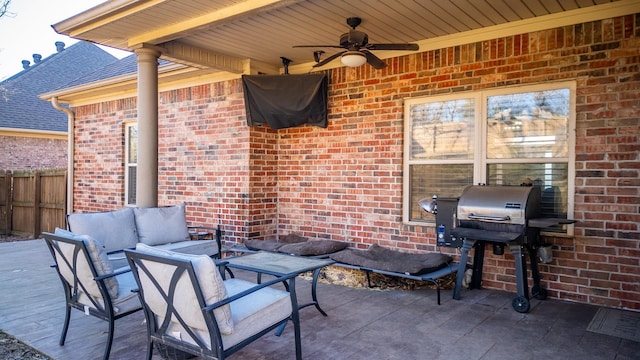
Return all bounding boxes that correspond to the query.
[467,214,511,222]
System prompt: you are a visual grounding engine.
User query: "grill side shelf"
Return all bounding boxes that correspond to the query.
[528,218,576,228]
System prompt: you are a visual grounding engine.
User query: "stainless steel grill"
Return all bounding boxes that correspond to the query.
[457,185,541,226]
[420,184,574,312]
[453,185,542,246]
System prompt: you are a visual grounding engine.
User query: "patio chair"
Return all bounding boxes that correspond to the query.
[42,230,142,360]
[125,244,302,360]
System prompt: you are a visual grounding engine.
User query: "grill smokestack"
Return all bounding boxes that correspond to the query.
[33,54,42,63]
[21,60,30,69]
[55,41,65,52]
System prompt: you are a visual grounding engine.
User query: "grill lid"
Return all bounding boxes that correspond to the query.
[457,185,541,225]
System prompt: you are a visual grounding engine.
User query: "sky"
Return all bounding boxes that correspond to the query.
[0,0,130,81]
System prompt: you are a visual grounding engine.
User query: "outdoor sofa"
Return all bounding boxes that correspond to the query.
[41,203,221,359]
[65,203,220,268]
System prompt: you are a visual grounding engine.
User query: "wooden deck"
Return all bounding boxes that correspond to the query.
[1,239,638,360]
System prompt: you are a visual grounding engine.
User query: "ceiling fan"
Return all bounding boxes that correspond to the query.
[293,17,419,69]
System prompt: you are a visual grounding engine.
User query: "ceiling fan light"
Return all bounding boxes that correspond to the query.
[341,51,366,67]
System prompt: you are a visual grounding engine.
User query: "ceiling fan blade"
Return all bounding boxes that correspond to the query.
[293,45,345,49]
[366,43,419,51]
[362,50,386,69]
[313,50,346,67]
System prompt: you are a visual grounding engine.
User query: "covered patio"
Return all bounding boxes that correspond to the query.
[1,239,637,360]
[35,0,640,314]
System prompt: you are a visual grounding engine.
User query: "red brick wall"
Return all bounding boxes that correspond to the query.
[73,99,137,212]
[276,14,640,309]
[72,84,260,243]
[156,82,255,243]
[0,136,67,170]
[71,14,639,309]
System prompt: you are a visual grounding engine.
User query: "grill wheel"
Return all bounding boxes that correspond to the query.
[512,296,530,313]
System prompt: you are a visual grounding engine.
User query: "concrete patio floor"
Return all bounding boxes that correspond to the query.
[0,239,638,360]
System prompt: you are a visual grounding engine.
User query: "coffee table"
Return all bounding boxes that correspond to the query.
[223,251,335,317]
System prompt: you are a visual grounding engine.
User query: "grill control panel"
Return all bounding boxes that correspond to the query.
[435,198,463,248]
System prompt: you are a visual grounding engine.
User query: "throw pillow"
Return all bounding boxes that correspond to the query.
[133,204,190,246]
[67,208,138,253]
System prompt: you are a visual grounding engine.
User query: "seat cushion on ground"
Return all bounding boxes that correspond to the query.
[243,239,285,252]
[277,240,348,256]
[133,204,190,246]
[54,228,119,299]
[67,207,138,253]
[330,244,453,275]
[134,244,233,335]
[244,234,308,251]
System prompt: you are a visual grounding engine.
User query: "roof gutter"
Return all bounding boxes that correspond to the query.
[0,128,67,139]
[50,97,75,215]
[52,0,149,36]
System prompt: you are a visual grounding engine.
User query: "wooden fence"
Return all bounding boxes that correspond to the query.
[0,169,67,238]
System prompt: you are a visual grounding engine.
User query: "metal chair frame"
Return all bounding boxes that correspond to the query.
[125,249,302,360]
[43,233,142,360]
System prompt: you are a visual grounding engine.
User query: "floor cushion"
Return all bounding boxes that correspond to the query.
[277,240,348,256]
[243,239,284,252]
[330,244,452,276]
[243,234,307,252]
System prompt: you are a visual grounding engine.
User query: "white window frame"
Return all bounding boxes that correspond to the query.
[403,81,576,235]
[124,122,137,206]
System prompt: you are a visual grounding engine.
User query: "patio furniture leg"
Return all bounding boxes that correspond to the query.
[146,339,154,360]
[311,268,328,316]
[104,317,115,360]
[59,304,71,345]
[288,278,302,360]
[275,321,287,336]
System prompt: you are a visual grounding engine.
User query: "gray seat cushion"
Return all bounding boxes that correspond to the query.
[220,278,292,349]
[108,240,219,269]
[134,244,233,335]
[154,239,219,257]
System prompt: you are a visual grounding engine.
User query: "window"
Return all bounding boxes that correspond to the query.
[404,82,575,232]
[125,123,137,206]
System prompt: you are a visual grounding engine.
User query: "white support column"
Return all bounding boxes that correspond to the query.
[135,48,160,208]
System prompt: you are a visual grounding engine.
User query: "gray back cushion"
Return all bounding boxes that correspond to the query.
[53,228,119,299]
[133,204,190,246]
[67,208,138,252]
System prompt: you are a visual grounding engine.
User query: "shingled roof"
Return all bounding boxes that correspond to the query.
[0,41,118,132]
[63,53,172,87]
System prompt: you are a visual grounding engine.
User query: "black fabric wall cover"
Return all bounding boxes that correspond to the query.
[242,74,328,129]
